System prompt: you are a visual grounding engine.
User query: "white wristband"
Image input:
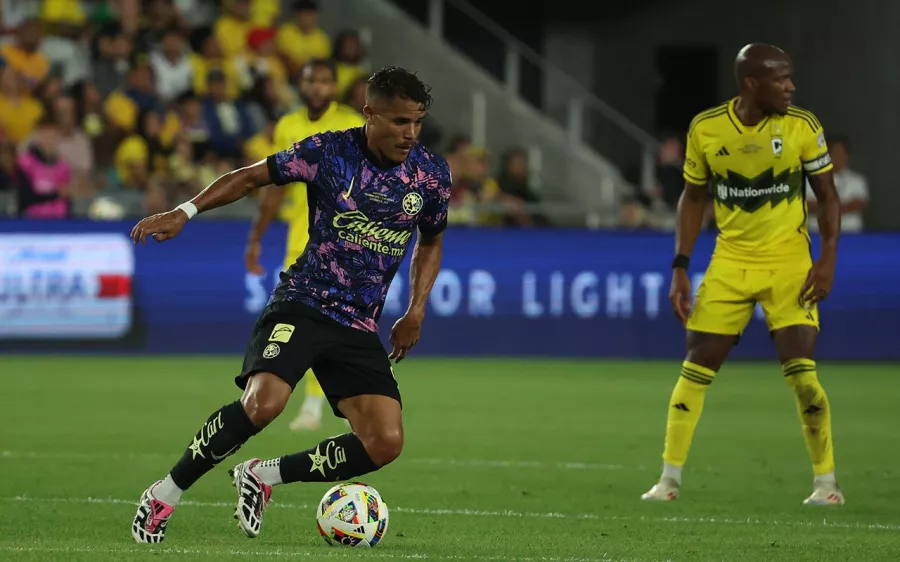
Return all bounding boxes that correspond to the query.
[176,201,198,219]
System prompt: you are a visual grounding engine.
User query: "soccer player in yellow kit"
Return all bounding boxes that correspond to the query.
[246,58,364,431]
[641,44,845,505]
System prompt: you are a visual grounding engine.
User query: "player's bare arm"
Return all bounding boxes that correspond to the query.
[245,186,286,274]
[131,160,273,244]
[670,181,709,325]
[389,231,443,363]
[802,171,841,305]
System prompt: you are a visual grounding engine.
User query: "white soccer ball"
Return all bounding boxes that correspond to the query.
[316,481,389,547]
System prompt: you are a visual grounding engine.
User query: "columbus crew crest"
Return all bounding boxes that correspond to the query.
[402,192,424,216]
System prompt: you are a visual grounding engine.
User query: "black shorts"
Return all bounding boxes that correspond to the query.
[236,300,400,418]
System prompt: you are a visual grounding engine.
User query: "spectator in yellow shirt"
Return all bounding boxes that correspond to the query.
[332,30,367,100]
[191,34,243,100]
[40,0,87,26]
[0,66,45,145]
[214,0,252,60]
[250,0,280,28]
[0,19,50,92]
[276,0,331,76]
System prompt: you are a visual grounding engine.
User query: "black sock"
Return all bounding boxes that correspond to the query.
[279,433,380,483]
[169,400,262,490]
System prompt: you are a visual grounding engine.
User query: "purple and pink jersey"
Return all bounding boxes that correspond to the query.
[266,127,451,332]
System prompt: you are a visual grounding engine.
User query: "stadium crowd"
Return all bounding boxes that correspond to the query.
[0,0,543,227]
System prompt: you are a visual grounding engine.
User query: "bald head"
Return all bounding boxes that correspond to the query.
[733,43,795,116]
[734,43,790,89]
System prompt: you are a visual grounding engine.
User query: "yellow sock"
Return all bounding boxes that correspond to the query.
[662,361,717,469]
[783,358,835,476]
[305,371,325,398]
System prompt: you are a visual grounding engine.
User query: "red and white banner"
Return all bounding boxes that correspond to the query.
[0,234,134,339]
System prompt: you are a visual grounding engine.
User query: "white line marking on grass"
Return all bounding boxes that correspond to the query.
[4,495,900,532]
[0,450,641,471]
[0,545,662,562]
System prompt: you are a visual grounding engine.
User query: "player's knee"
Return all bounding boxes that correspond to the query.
[685,332,734,372]
[360,426,404,467]
[240,373,291,428]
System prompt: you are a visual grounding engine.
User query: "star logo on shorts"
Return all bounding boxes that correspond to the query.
[309,445,327,477]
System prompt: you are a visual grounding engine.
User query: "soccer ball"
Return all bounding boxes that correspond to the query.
[316,481,389,547]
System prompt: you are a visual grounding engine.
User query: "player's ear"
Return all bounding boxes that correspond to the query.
[362,104,375,124]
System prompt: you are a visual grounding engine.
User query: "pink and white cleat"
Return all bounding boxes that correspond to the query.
[229,459,272,538]
[131,481,176,543]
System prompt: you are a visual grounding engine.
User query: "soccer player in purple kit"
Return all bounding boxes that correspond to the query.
[129,66,450,544]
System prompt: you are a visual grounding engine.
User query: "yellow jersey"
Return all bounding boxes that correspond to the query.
[273,102,365,269]
[684,98,833,268]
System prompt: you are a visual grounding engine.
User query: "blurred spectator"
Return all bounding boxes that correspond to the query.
[497,147,543,226]
[92,22,133,98]
[201,70,256,159]
[173,0,217,28]
[137,0,191,54]
[246,27,292,109]
[244,74,282,133]
[104,62,160,135]
[40,0,87,27]
[150,29,194,104]
[443,135,471,181]
[15,116,71,219]
[114,110,155,189]
[0,17,49,92]
[807,135,869,233]
[191,32,242,100]
[332,30,366,100]
[175,93,211,154]
[250,0,280,28]
[342,75,367,113]
[213,0,251,60]
[0,66,45,145]
[276,0,330,76]
[653,134,684,210]
[449,146,505,226]
[50,95,94,202]
[0,0,40,33]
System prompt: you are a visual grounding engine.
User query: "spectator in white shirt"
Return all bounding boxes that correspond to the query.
[149,30,194,104]
[807,135,868,233]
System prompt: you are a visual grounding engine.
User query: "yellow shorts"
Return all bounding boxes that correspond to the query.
[686,260,819,336]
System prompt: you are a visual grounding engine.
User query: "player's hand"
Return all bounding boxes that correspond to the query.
[800,258,835,306]
[245,240,264,275]
[669,268,693,326]
[389,311,423,363]
[130,209,189,244]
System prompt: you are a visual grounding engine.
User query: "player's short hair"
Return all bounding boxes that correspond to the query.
[301,58,337,81]
[365,66,432,110]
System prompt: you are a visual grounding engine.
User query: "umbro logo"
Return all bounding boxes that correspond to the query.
[715,147,730,157]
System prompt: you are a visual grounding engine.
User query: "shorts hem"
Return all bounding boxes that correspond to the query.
[234,368,304,391]
[768,320,820,333]
[327,391,403,419]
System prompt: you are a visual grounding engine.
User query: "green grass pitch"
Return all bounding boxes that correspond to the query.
[1,356,899,561]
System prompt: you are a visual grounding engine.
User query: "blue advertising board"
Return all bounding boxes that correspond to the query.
[1,219,898,360]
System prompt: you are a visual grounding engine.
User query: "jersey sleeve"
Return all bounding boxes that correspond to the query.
[683,124,710,185]
[418,159,452,238]
[266,134,325,186]
[801,118,833,176]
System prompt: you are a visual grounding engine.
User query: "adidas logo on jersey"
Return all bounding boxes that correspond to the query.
[715,147,730,156]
